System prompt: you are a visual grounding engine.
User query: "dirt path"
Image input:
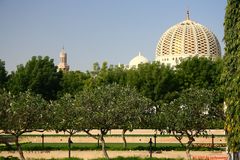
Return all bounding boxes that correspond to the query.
[0,150,228,160]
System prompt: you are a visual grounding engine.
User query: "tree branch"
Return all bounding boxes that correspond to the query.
[83,129,98,140]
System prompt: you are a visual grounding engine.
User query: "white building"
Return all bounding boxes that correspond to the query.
[128,52,149,69]
[155,11,221,67]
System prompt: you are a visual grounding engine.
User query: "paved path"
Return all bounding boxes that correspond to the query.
[0,150,228,160]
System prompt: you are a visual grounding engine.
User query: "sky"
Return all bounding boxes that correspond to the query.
[0,0,226,72]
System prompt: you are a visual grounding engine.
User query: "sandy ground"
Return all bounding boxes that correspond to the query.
[1,130,227,159]
[22,129,225,136]
[19,129,226,144]
[0,150,228,160]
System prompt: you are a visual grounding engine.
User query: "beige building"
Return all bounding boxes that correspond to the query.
[58,47,70,72]
[155,11,221,67]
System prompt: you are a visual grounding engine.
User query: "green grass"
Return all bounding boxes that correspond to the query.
[0,142,225,151]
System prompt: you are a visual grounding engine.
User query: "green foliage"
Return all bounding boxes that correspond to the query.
[78,84,152,131]
[159,87,217,153]
[223,0,240,153]
[0,90,48,160]
[175,56,223,90]
[7,56,62,100]
[50,93,84,135]
[86,62,127,88]
[77,84,153,158]
[0,59,8,89]
[0,90,47,135]
[59,71,90,95]
[127,62,179,103]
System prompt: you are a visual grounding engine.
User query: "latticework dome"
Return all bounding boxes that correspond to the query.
[155,12,221,67]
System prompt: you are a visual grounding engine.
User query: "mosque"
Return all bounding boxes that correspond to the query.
[58,11,221,71]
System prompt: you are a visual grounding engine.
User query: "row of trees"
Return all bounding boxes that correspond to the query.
[0,56,223,103]
[0,84,222,159]
[0,55,225,159]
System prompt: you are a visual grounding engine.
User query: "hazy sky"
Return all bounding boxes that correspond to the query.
[0,0,226,72]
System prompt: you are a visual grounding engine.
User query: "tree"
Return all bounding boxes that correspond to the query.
[50,93,83,158]
[126,62,179,103]
[0,59,8,89]
[161,87,216,158]
[59,71,90,95]
[76,84,152,159]
[222,0,240,158]
[175,56,222,90]
[115,86,153,148]
[7,56,62,100]
[85,62,127,88]
[0,90,47,160]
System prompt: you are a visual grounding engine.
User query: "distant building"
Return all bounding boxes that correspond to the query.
[128,52,149,69]
[155,11,221,67]
[60,12,221,70]
[58,47,69,72]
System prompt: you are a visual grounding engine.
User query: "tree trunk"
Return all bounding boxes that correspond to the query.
[100,133,109,159]
[122,129,127,149]
[186,148,192,160]
[185,135,194,160]
[15,136,25,160]
[68,136,72,158]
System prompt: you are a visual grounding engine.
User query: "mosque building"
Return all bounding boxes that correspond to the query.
[57,12,221,71]
[57,47,69,72]
[128,52,149,69]
[128,11,221,68]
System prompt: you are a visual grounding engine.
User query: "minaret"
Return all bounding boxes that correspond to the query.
[186,10,190,20]
[58,47,70,72]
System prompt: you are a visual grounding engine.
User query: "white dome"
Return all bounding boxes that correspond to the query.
[155,12,221,67]
[129,52,149,68]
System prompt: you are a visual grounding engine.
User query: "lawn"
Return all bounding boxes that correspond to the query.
[0,142,225,151]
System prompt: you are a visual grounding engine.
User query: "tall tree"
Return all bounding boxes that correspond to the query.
[127,62,179,103]
[175,56,222,90]
[59,71,90,95]
[0,90,47,160]
[222,0,240,158]
[0,59,8,89]
[8,56,62,100]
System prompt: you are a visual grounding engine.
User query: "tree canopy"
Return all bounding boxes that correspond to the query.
[0,90,47,160]
[160,87,216,157]
[7,56,62,100]
[0,59,8,89]
[77,84,152,158]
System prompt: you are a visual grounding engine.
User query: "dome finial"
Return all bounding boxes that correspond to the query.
[186,10,190,20]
